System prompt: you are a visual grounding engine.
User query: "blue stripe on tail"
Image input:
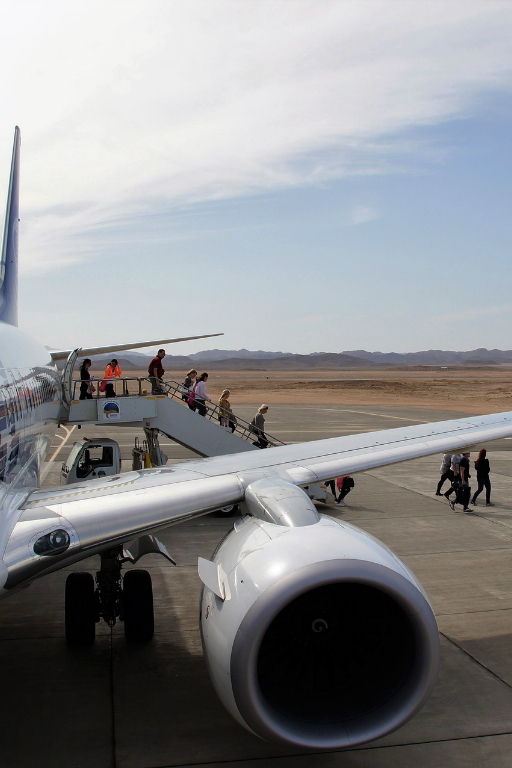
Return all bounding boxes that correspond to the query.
[0,127,20,327]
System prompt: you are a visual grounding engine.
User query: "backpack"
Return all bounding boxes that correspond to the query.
[337,476,354,491]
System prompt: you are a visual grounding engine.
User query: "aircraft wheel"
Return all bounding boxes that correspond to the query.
[215,504,239,518]
[65,572,96,646]
[123,569,154,643]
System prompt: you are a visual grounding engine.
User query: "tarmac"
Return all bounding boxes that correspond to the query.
[2,403,512,768]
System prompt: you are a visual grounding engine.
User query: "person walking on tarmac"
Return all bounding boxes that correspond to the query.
[148,349,166,394]
[103,358,121,398]
[436,453,453,496]
[471,448,494,507]
[336,476,355,507]
[449,451,472,513]
[444,453,462,501]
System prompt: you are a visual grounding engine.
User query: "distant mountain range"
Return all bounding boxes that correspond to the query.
[344,348,512,365]
[57,347,512,371]
[188,348,292,361]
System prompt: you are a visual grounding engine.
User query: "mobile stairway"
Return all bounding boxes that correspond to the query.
[65,376,285,458]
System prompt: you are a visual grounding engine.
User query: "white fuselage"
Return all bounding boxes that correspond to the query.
[0,322,61,552]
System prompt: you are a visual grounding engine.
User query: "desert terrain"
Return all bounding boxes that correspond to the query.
[89,365,512,414]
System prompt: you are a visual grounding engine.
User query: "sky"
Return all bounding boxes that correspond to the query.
[0,0,511,356]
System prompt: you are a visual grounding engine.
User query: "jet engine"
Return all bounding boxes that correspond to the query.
[199,511,439,750]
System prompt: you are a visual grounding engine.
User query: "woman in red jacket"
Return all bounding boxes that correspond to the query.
[103,358,122,398]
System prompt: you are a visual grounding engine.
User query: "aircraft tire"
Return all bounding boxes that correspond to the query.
[215,504,239,518]
[123,569,154,643]
[65,572,96,646]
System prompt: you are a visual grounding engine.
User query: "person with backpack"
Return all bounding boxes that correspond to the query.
[336,476,355,507]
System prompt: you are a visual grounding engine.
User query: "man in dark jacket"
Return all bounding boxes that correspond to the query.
[148,349,166,393]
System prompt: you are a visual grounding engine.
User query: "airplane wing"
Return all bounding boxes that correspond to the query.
[49,332,223,361]
[7,408,512,588]
[5,409,512,751]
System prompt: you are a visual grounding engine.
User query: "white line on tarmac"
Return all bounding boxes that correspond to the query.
[296,406,429,422]
[272,429,373,434]
[41,424,77,481]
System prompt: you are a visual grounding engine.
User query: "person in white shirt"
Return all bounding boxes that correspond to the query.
[193,372,212,417]
[436,453,452,496]
[444,453,462,501]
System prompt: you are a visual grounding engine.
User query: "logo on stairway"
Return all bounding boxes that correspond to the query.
[102,401,120,420]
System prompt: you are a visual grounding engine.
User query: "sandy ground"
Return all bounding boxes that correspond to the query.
[90,366,512,414]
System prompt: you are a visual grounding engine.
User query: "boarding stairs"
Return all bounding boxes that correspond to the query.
[65,377,285,458]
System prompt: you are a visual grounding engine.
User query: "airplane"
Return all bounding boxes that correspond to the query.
[2,126,512,751]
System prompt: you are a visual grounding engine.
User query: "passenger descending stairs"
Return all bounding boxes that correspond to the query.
[66,378,285,459]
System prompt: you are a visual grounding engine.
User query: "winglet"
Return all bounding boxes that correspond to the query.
[0,126,20,327]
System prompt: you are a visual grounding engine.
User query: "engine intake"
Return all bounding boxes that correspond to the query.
[200,515,439,749]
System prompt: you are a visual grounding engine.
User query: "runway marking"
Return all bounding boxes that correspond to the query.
[41,425,77,482]
[299,406,430,422]
[272,429,375,434]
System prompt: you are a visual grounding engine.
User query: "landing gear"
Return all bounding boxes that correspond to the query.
[64,546,155,645]
[215,503,239,518]
[65,572,97,646]
[122,569,154,642]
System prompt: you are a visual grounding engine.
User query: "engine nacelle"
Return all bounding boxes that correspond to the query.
[199,513,439,750]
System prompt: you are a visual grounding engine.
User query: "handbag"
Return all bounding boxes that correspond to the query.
[187,384,196,406]
[99,380,107,393]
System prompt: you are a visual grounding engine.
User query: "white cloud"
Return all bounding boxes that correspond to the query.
[1,0,512,273]
[349,206,379,226]
[433,305,512,323]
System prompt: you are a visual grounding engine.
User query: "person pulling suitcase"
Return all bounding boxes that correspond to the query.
[449,451,472,513]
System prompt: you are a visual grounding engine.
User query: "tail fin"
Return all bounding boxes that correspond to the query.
[0,126,20,326]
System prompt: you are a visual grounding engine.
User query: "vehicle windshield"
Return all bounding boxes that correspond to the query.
[65,443,83,469]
